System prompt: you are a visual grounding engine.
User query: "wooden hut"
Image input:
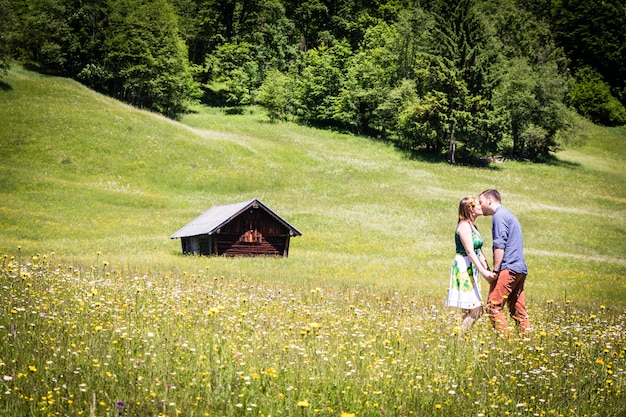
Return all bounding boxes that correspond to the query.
[170,199,301,257]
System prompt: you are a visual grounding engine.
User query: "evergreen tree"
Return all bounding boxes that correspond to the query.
[103,0,197,117]
[284,0,329,51]
[400,0,501,160]
[251,0,297,73]
[170,0,221,66]
[0,0,16,74]
[12,0,74,74]
[547,0,626,104]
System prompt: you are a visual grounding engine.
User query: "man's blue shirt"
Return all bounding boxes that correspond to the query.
[492,206,528,274]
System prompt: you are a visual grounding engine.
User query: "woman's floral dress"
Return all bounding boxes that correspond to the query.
[445,223,483,310]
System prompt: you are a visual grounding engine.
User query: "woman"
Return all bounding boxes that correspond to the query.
[446,196,496,335]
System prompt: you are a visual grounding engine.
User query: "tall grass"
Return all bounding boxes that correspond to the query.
[0,67,625,415]
[1,255,624,416]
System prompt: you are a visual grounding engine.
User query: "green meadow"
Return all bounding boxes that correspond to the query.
[0,67,625,416]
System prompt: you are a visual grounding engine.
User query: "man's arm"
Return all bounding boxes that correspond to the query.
[493,247,504,272]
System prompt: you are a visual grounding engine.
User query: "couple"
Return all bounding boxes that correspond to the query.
[446,189,530,337]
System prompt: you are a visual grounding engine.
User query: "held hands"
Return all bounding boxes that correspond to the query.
[480,268,498,283]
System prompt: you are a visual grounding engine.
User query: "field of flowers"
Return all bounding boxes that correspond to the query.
[1,253,624,417]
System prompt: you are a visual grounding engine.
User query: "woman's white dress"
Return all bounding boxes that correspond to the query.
[445,225,483,309]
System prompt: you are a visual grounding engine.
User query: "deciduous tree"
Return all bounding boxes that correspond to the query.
[256,68,293,122]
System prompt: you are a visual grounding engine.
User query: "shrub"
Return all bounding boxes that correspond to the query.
[568,67,626,126]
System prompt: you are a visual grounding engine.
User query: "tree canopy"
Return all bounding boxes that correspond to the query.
[3,0,624,160]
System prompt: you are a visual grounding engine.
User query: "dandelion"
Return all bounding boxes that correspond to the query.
[28,365,37,372]
[1,255,625,416]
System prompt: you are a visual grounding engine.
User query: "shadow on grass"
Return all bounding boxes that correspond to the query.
[22,63,59,76]
[223,107,246,115]
[542,154,582,168]
[256,116,506,169]
[297,121,504,169]
[402,149,503,170]
[413,152,583,169]
[0,80,12,91]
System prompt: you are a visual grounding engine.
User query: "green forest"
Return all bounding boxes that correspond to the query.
[1,0,624,161]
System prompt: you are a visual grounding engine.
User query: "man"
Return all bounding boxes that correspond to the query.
[478,189,530,336]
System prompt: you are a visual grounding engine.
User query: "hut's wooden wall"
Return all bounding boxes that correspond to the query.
[219,208,288,236]
[181,208,292,257]
[215,235,287,257]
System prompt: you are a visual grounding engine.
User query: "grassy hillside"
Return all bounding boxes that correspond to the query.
[1,66,625,304]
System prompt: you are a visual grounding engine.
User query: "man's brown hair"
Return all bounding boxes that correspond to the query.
[480,189,501,203]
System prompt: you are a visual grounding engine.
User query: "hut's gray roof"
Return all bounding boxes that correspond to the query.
[170,198,302,239]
